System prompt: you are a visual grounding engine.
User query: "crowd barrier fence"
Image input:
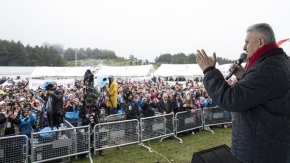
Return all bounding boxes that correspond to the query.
[0,135,29,163]
[175,110,203,135]
[0,106,232,162]
[139,114,182,152]
[203,106,232,134]
[30,124,92,163]
[93,119,139,155]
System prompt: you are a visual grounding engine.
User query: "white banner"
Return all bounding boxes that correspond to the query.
[166,81,187,88]
[29,79,75,90]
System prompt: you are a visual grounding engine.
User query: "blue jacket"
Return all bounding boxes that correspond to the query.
[19,112,36,136]
[200,96,212,107]
[136,97,145,111]
[203,48,290,163]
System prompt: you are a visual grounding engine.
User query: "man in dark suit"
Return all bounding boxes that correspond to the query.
[158,93,173,115]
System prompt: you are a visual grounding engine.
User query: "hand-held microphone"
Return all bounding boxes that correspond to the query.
[225,53,247,80]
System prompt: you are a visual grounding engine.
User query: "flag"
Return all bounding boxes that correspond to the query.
[277,38,289,46]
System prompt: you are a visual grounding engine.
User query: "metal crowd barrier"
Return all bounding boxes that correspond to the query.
[0,107,233,162]
[175,110,203,135]
[203,106,232,134]
[140,114,182,152]
[0,135,29,163]
[105,114,125,122]
[30,125,93,163]
[93,119,139,155]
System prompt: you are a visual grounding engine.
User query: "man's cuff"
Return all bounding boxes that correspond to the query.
[203,66,216,74]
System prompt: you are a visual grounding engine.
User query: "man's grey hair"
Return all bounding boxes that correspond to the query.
[247,23,276,44]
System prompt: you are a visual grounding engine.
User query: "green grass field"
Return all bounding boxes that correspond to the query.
[71,127,232,163]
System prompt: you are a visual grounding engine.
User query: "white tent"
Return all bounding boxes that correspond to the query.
[216,63,247,78]
[0,66,36,79]
[153,64,204,77]
[30,67,91,78]
[96,65,155,77]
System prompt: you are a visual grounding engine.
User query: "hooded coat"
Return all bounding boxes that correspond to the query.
[106,79,118,108]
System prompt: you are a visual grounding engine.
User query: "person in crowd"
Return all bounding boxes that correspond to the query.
[0,101,21,136]
[196,23,290,163]
[19,106,35,138]
[84,87,99,104]
[172,93,183,114]
[106,75,118,115]
[78,98,104,156]
[121,90,139,120]
[183,94,194,112]
[141,94,156,117]
[151,75,157,83]
[136,92,145,117]
[192,94,203,125]
[44,81,64,128]
[201,92,213,130]
[158,93,173,115]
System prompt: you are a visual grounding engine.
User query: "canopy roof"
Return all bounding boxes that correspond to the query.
[96,65,155,77]
[153,64,204,77]
[30,67,91,77]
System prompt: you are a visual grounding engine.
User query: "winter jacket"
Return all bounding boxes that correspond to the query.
[44,88,64,113]
[121,100,139,120]
[203,48,290,163]
[172,99,184,113]
[141,100,156,117]
[79,104,100,126]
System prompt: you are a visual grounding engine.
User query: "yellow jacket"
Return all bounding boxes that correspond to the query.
[106,80,118,108]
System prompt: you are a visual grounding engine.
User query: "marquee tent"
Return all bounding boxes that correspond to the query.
[153,64,204,77]
[30,67,91,78]
[216,63,247,78]
[96,65,155,77]
[0,66,36,79]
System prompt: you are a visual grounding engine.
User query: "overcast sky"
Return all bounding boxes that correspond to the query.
[1,0,289,62]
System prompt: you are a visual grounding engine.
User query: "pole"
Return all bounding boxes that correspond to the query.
[75,51,77,67]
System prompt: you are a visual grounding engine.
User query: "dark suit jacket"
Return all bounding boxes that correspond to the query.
[158,99,173,114]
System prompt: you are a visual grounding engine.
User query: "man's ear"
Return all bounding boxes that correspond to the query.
[259,38,265,46]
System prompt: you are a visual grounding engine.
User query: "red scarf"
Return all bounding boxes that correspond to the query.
[246,43,279,69]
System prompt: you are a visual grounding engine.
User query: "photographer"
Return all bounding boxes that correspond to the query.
[78,98,104,156]
[0,101,21,136]
[141,94,156,117]
[44,81,64,128]
[121,91,139,120]
[84,87,99,104]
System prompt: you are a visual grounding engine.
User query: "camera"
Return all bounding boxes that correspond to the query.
[45,84,54,91]
[7,102,15,106]
[89,114,95,124]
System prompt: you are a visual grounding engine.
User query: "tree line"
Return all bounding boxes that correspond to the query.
[155,53,233,65]
[0,39,233,66]
[0,39,118,66]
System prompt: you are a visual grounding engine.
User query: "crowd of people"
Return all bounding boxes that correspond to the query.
[0,74,230,157]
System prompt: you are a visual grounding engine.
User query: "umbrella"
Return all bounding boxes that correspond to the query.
[40,81,55,90]
[96,74,108,88]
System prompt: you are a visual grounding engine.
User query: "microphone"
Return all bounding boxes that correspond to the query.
[225,53,247,80]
